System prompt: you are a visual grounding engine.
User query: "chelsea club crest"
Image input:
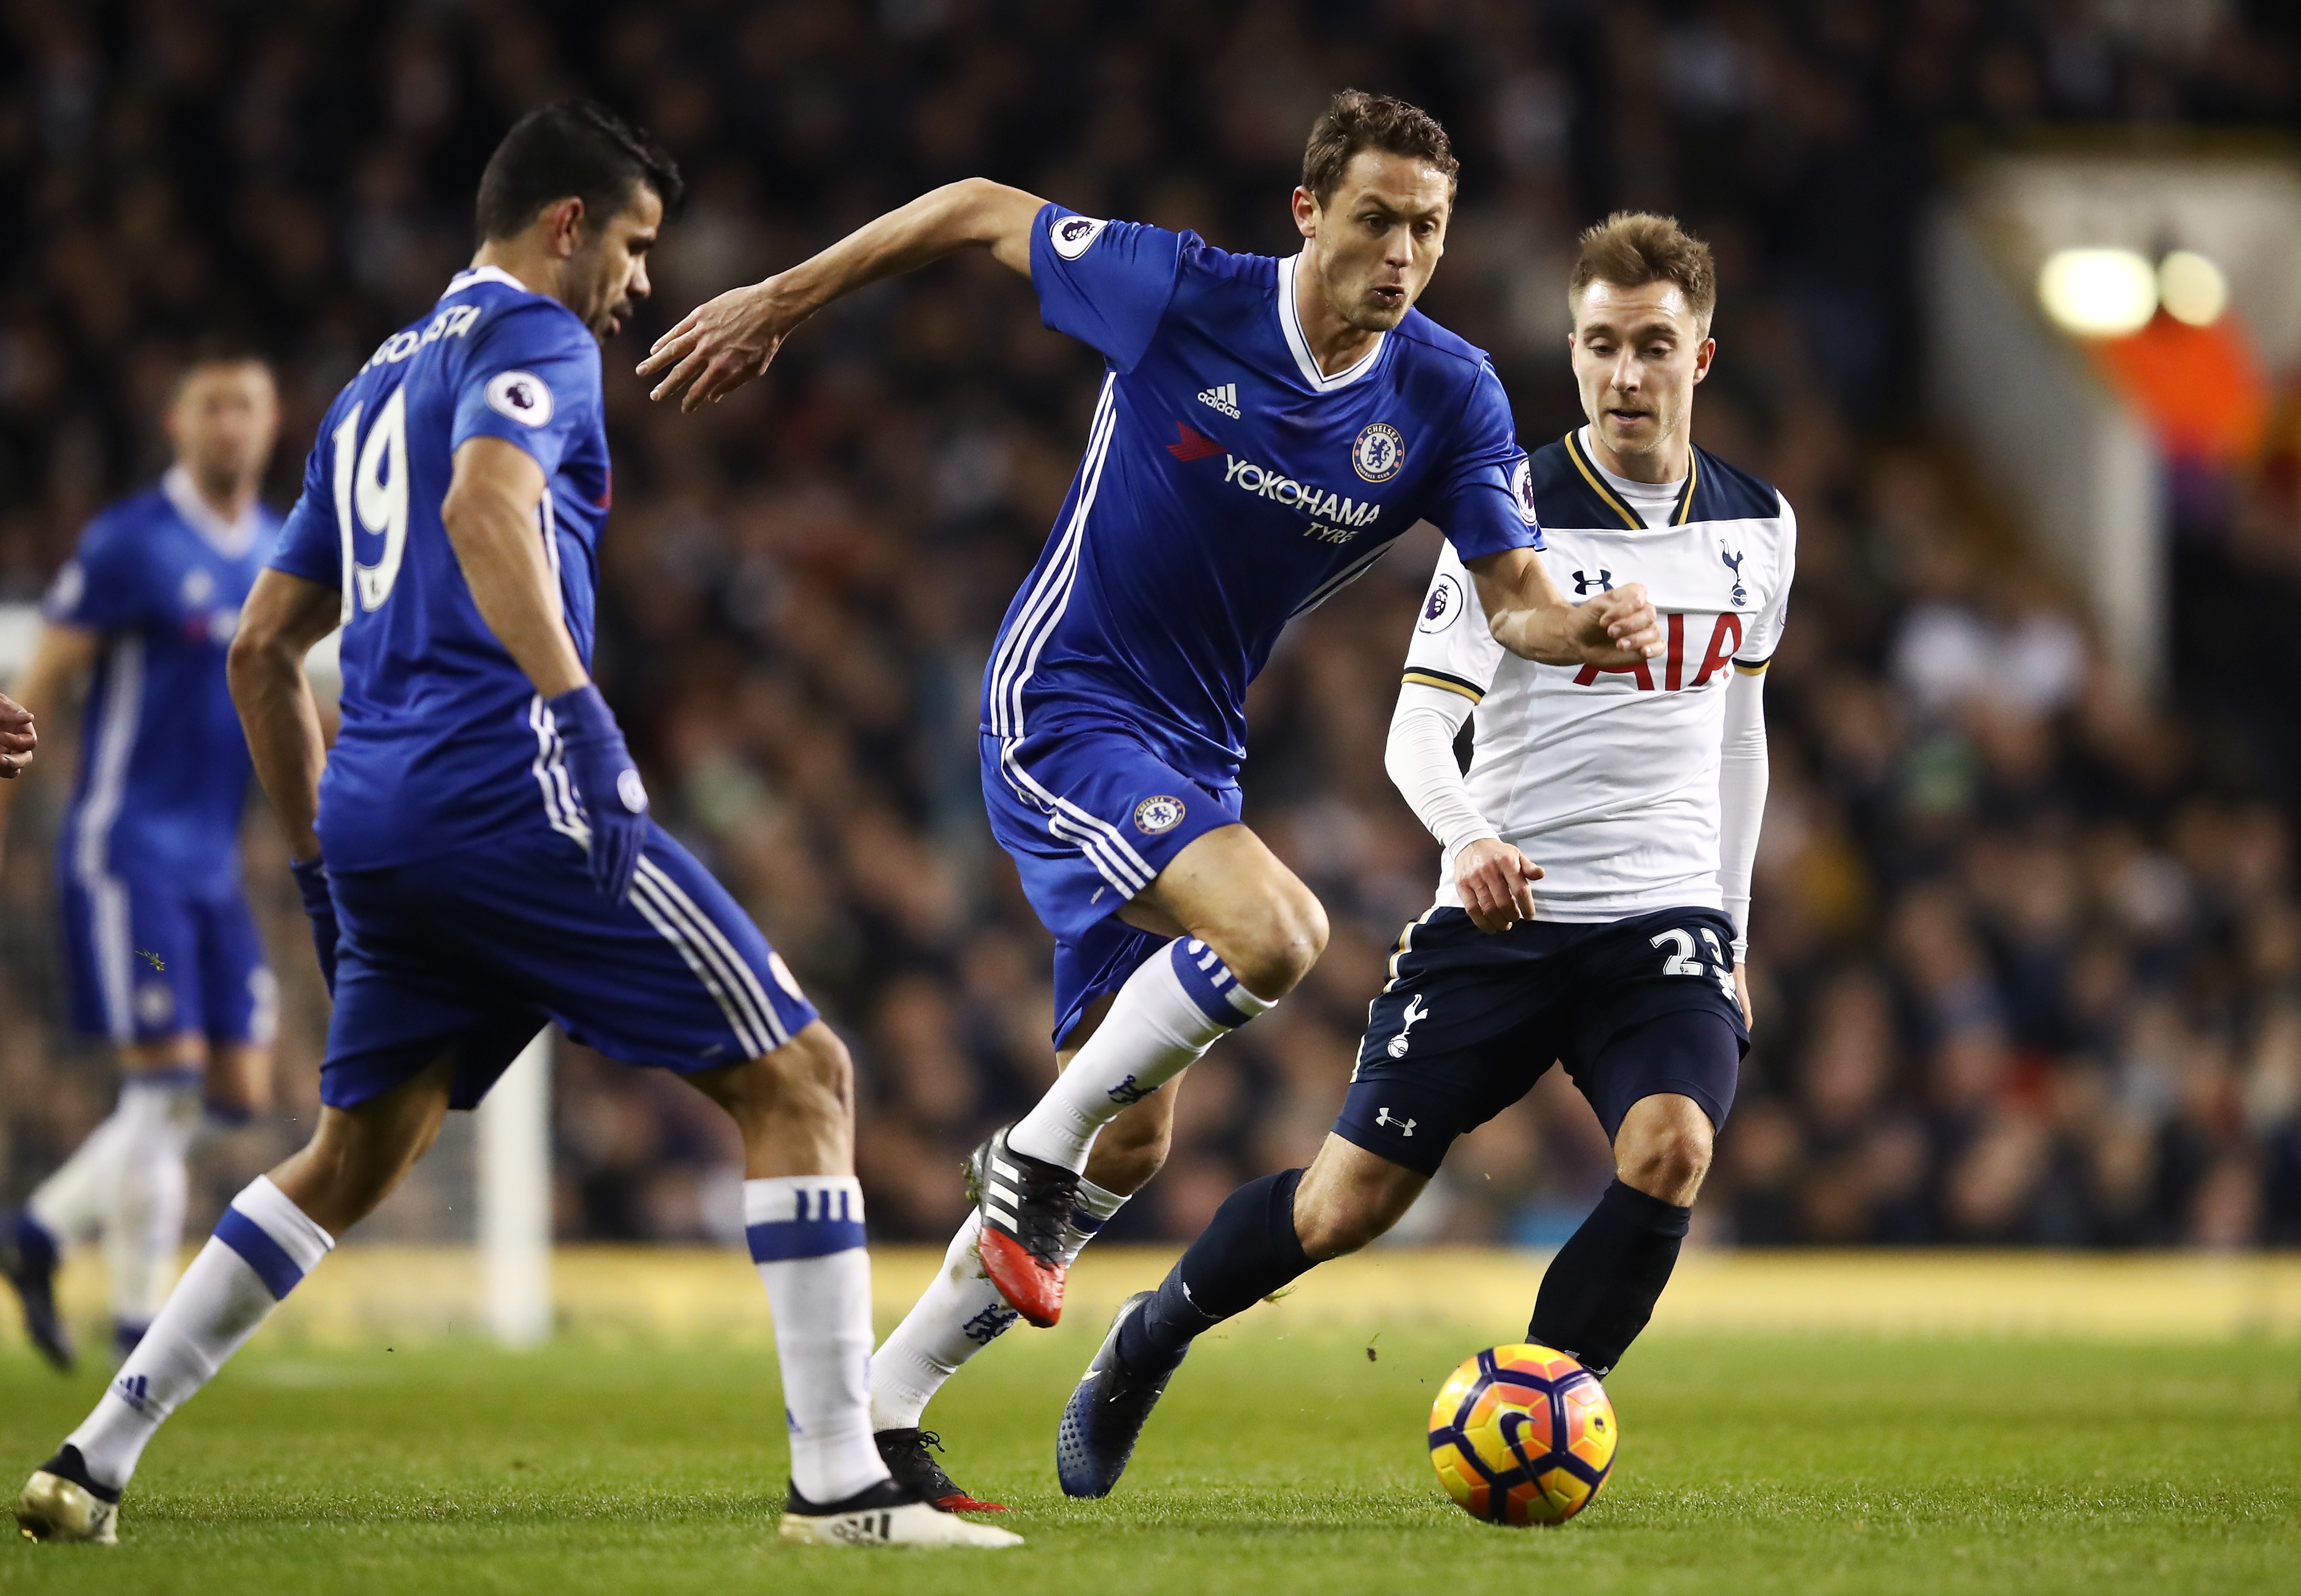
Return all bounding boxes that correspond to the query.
[1352,422,1404,483]
[1134,794,1187,834]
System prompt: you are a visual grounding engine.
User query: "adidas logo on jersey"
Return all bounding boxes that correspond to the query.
[1197,382,1242,418]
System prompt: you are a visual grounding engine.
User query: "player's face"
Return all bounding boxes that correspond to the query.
[1295,150,1453,333]
[166,362,278,489]
[566,184,664,341]
[1570,281,1714,469]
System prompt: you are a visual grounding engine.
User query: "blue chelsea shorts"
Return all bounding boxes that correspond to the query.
[60,870,273,1047]
[981,722,1242,1046]
[319,823,818,1111]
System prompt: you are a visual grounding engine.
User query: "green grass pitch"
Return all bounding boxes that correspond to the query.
[3,1314,2296,1595]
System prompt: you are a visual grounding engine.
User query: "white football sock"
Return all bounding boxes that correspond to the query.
[103,1076,204,1330]
[26,1097,144,1247]
[746,1176,887,1504]
[66,1175,333,1491]
[870,1178,1127,1430]
[1007,937,1273,1171]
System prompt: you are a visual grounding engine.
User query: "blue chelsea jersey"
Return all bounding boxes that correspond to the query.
[981,205,1544,784]
[46,468,280,891]
[269,266,610,872]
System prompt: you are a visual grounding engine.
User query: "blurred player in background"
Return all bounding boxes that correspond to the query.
[1056,213,1797,1496]
[15,101,1015,1552]
[0,351,284,1371]
[644,89,1661,1510]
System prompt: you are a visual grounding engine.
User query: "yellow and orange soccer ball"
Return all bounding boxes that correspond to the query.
[1427,1343,1617,1526]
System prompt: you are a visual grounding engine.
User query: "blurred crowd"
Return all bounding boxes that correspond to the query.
[3,0,2299,1251]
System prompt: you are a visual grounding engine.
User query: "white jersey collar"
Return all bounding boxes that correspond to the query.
[1277,254,1387,393]
[444,264,530,298]
[162,464,261,558]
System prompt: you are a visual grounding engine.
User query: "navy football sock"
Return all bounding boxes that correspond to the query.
[1119,1168,1310,1373]
[1526,1178,1691,1376]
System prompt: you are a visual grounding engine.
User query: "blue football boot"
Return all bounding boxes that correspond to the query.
[1056,1291,1182,1498]
[1,1212,74,1371]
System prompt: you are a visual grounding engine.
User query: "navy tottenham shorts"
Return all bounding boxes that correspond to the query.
[320,823,818,1111]
[1333,906,1749,1177]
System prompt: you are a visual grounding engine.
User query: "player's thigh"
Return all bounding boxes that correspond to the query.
[1558,908,1748,1145]
[59,871,201,1048]
[273,1054,459,1234]
[1125,823,1328,985]
[1333,909,1566,1179]
[680,1019,855,1180]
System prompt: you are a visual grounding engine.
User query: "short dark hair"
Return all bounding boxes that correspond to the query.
[1300,89,1459,206]
[1570,212,1718,332]
[170,334,272,402]
[474,100,684,242]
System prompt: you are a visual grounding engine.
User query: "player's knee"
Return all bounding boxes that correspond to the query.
[1224,885,1329,999]
[752,1023,855,1122]
[1616,1108,1713,1205]
[1294,1193,1393,1261]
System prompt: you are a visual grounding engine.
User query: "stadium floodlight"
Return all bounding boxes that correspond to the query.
[2037,247,2158,337]
[2157,249,2229,326]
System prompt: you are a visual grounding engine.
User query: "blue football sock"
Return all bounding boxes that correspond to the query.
[1119,1168,1310,1374]
[1526,1178,1690,1376]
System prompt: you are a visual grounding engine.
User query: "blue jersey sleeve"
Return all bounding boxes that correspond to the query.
[1426,362,1544,561]
[451,302,600,477]
[43,510,155,631]
[1030,204,1185,373]
[268,411,341,591]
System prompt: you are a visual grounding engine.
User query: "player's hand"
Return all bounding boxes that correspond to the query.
[1455,837,1543,933]
[0,690,34,779]
[1570,582,1662,668]
[1733,961,1753,1030]
[637,279,804,412]
[547,684,650,902]
[289,855,341,995]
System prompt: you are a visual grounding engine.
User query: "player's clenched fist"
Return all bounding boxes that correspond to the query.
[1571,580,1662,668]
[548,684,650,902]
[638,278,803,412]
[1455,836,1544,933]
[0,690,34,778]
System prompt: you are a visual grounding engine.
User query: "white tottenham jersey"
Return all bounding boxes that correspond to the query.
[1401,426,1795,920]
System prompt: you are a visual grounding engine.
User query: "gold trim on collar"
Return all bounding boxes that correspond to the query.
[1673,449,1700,524]
[1561,430,1643,530]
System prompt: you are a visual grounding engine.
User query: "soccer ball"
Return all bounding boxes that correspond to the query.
[1427,1343,1616,1526]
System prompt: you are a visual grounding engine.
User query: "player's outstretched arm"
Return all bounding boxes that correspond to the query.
[1463,548,1662,669]
[638,177,1047,412]
[227,570,340,862]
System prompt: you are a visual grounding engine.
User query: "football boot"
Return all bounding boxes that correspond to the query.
[1056,1290,1182,1499]
[965,1127,1079,1328]
[0,1212,73,1372]
[16,1446,118,1544]
[778,1477,1021,1548]
[875,1428,1007,1513]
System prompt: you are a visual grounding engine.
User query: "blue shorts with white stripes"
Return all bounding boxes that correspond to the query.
[58,872,272,1047]
[980,723,1241,1046]
[318,824,817,1111]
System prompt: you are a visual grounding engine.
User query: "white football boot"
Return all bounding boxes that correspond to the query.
[778,1478,1022,1548]
[16,1447,120,1544]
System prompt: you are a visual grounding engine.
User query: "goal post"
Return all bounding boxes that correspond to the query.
[476,1030,554,1346]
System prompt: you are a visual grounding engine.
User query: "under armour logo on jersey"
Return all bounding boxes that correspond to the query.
[1721,547,1748,607]
[1573,569,1614,596]
[1197,382,1242,418]
[1375,1107,1417,1137]
[1386,995,1430,1058]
